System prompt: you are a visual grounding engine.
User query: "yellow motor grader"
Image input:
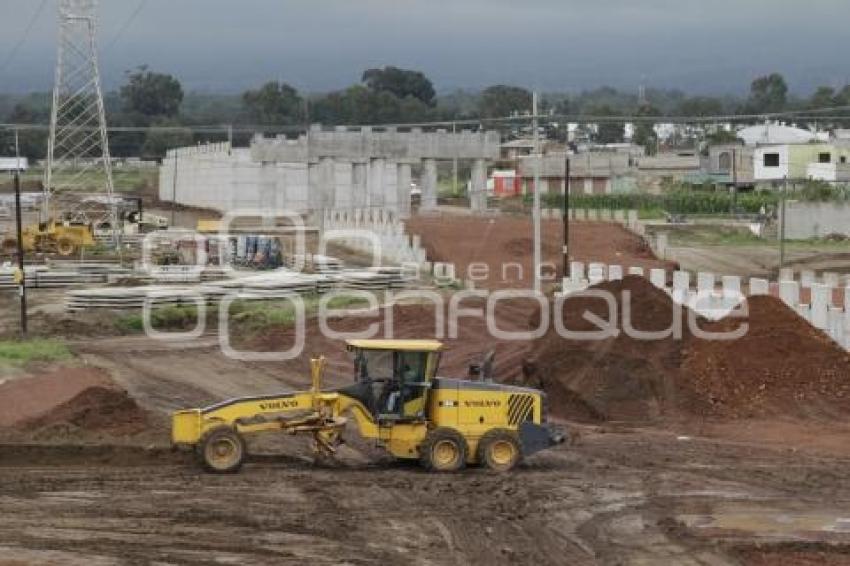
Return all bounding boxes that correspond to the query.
[172,340,564,473]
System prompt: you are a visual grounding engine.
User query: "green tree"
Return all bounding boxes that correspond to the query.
[120,66,184,119]
[141,120,194,160]
[809,86,837,108]
[585,104,624,144]
[2,103,48,159]
[242,81,304,125]
[478,85,532,118]
[746,73,788,114]
[362,66,435,106]
[676,96,724,117]
[632,104,661,154]
[311,85,434,125]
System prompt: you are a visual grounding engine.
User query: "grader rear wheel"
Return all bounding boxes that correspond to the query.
[420,428,467,472]
[477,429,522,472]
[198,427,246,474]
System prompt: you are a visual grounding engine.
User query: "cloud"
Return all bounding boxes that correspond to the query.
[0,0,848,94]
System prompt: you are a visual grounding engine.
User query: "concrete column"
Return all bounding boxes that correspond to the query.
[471,159,487,212]
[779,267,794,282]
[383,161,399,210]
[421,159,438,210]
[352,162,369,207]
[369,158,386,207]
[319,157,335,211]
[608,265,623,281]
[397,163,412,215]
[308,161,322,212]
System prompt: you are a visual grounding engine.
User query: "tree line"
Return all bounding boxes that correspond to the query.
[2,67,850,160]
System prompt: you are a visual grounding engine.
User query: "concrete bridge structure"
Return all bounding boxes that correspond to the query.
[159,126,500,219]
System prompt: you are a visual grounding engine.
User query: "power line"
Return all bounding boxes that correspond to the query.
[0,0,50,73]
[104,0,148,51]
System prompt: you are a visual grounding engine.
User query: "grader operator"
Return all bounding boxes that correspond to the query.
[173,340,564,473]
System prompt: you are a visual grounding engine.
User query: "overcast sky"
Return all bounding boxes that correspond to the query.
[1,0,849,95]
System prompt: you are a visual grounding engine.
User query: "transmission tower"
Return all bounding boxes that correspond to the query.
[45,0,116,230]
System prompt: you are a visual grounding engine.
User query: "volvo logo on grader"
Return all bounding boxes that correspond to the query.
[463,399,501,408]
[258,399,299,411]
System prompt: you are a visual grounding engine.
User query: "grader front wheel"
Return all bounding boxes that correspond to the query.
[198,427,246,474]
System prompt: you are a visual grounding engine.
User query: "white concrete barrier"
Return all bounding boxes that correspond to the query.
[570,261,585,284]
[588,262,606,284]
[608,264,623,281]
[811,284,830,329]
[828,307,845,347]
[649,268,666,289]
[749,278,769,296]
[779,268,794,282]
[801,270,816,288]
[697,272,715,293]
[627,266,644,277]
[824,272,840,287]
[779,280,800,308]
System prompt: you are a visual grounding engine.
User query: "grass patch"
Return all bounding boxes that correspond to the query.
[0,339,73,367]
[114,305,200,333]
[113,294,372,334]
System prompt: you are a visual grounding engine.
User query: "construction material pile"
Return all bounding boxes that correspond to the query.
[682,295,850,418]
[523,276,850,422]
[0,367,148,437]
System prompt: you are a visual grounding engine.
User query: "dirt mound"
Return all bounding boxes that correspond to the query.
[523,276,850,422]
[406,215,675,289]
[0,366,148,436]
[21,386,148,435]
[682,295,850,419]
[522,275,699,421]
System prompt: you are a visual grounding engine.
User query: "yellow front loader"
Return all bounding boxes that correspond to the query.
[173,340,564,473]
[1,220,95,257]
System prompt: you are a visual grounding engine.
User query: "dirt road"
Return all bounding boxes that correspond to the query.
[2,426,850,565]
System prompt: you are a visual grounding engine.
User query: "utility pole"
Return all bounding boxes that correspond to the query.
[730,147,737,215]
[452,121,458,196]
[532,92,542,293]
[563,157,570,279]
[780,176,787,269]
[171,151,178,227]
[13,129,27,337]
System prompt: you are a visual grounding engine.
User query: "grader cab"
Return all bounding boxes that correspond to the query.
[172,340,564,473]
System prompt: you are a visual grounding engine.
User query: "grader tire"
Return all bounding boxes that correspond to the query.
[477,429,522,473]
[420,428,467,473]
[55,237,77,257]
[197,426,246,474]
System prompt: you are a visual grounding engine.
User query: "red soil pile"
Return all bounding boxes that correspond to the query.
[682,295,850,419]
[523,276,850,422]
[0,367,148,435]
[406,216,675,289]
[522,276,700,421]
[0,367,112,427]
[21,386,148,435]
